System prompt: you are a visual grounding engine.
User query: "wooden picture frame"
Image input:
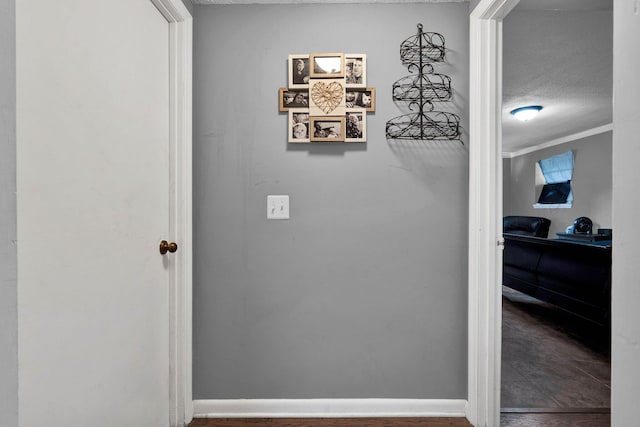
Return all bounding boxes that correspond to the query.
[288,109,310,143]
[279,88,309,111]
[345,54,367,88]
[345,109,366,143]
[309,52,345,79]
[282,52,372,144]
[288,54,310,88]
[346,87,375,112]
[310,116,345,142]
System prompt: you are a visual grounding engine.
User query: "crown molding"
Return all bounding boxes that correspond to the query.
[503,123,613,158]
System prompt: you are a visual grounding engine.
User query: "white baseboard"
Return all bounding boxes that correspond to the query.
[193,399,468,418]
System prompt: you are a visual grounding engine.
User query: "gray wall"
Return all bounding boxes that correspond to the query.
[612,0,640,424]
[0,0,18,425]
[181,0,193,15]
[469,0,481,14]
[503,157,511,214]
[504,132,612,237]
[193,3,469,399]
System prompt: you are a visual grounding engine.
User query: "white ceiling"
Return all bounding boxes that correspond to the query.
[190,0,613,154]
[502,0,613,153]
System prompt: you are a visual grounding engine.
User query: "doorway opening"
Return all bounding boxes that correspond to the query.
[499,1,613,425]
[467,0,613,426]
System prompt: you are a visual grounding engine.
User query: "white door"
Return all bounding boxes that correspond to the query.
[17,1,178,426]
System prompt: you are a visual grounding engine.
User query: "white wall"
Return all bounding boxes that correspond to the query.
[0,0,18,425]
[192,3,470,399]
[504,131,612,236]
[611,1,640,425]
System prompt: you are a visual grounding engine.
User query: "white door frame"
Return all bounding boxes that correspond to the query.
[155,0,528,425]
[162,0,516,424]
[466,0,519,426]
[149,0,193,425]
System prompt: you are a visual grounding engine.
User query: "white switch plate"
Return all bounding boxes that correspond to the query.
[267,195,290,219]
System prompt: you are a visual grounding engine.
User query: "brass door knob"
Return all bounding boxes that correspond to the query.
[159,240,178,255]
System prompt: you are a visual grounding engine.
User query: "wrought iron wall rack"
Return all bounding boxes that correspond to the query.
[386,24,461,142]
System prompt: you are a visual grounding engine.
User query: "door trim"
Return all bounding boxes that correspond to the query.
[146,1,528,425]
[150,1,193,425]
[467,0,519,426]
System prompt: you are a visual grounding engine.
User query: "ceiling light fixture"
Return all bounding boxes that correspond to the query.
[510,105,543,122]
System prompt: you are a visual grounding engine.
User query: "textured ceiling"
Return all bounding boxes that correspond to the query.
[502,0,613,153]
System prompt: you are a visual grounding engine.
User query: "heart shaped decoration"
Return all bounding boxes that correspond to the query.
[311,81,344,114]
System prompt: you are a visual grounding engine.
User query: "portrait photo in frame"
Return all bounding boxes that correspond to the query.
[279,88,309,111]
[288,109,310,143]
[288,54,310,88]
[309,53,345,79]
[345,87,375,112]
[310,116,345,142]
[345,109,366,143]
[345,54,367,87]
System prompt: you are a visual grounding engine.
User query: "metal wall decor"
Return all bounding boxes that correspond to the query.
[386,24,462,142]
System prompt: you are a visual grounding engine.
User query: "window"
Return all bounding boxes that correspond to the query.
[534,150,573,208]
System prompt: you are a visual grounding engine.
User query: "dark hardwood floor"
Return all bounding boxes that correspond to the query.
[187,414,612,427]
[501,286,610,426]
[501,412,610,426]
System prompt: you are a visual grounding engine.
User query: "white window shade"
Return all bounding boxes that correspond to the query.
[538,150,574,183]
[533,150,574,208]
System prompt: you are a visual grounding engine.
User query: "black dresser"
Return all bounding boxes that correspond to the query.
[503,233,611,330]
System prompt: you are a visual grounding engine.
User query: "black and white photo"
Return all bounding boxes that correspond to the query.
[288,54,310,88]
[310,116,345,142]
[345,109,366,142]
[345,54,366,87]
[279,88,309,111]
[288,109,310,143]
[309,53,345,79]
[345,87,375,112]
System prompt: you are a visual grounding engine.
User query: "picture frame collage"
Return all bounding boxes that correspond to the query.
[280,53,375,143]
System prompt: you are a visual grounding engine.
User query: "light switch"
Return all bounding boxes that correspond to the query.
[267,195,290,219]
